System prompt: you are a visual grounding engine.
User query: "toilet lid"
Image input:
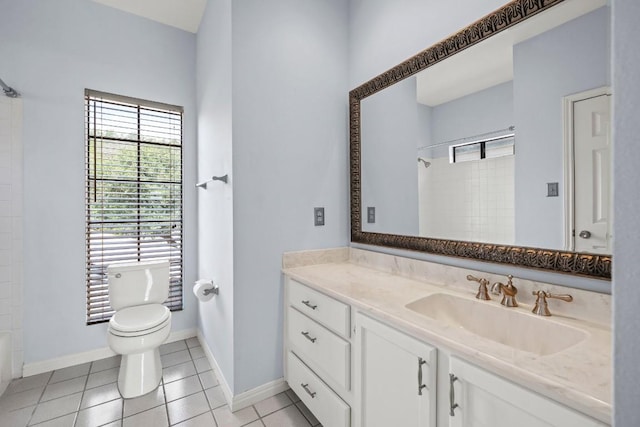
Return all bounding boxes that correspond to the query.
[109,304,170,333]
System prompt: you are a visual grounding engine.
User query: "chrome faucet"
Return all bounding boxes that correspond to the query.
[466,275,490,300]
[491,275,518,307]
[531,290,573,316]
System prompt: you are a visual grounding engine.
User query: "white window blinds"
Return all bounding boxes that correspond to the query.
[85,89,183,325]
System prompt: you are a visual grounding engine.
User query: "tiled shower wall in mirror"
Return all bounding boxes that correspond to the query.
[0,95,23,381]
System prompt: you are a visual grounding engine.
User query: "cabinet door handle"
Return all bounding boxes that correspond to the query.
[449,373,459,416]
[301,331,317,343]
[301,383,316,398]
[417,357,427,396]
[301,300,317,310]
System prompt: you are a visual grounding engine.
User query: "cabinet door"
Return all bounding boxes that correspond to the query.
[448,357,607,427]
[355,313,436,427]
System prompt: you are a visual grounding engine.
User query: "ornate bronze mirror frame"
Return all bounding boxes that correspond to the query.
[349,0,611,280]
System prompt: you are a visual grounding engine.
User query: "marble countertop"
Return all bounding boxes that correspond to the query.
[283,261,611,424]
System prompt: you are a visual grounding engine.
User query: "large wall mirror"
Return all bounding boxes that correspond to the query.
[350,0,612,279]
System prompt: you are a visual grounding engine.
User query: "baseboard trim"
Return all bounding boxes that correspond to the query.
[196,330,234,408]
[195,329,288,412]
[22,328,197,377]
[231,377,289,412]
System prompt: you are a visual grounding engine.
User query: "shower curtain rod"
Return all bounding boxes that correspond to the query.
[417,125,515,151]
[0,77,19,98]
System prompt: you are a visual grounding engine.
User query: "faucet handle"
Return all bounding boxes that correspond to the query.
[492,274,518,307]
[467,275,490,300]
[531,290,573,316]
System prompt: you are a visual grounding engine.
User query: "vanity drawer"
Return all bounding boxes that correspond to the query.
[288,279,350,338]
[288,351,351,427]
[288,307,350,390]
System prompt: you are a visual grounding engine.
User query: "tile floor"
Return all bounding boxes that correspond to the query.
[0,338,321,427]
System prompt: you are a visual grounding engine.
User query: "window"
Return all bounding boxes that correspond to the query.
[85,90,183,325]
[448,135,515,164]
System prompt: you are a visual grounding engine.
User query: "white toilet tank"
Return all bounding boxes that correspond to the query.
[107,260,170,311]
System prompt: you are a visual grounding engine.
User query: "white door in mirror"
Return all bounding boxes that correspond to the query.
[574,94,612,254]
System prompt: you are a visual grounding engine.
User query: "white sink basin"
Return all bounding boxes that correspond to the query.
[405,293,588,356]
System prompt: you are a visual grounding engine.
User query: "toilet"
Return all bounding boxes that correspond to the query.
[106,260,172,398]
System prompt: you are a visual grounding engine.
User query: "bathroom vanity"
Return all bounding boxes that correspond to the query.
[282,248,611,427]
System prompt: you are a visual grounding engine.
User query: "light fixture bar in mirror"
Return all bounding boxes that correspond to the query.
[349,0,611,279]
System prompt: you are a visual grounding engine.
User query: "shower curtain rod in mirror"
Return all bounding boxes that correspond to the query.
[0,77,19,98]
[417,125,515,151]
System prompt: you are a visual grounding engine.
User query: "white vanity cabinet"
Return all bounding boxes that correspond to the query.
[354,313,437,427]
[283,274,609,427]
[284,279,352,427]
[447,357,607,427]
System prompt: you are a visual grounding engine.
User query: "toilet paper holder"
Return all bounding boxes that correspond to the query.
[193,279,219,302]
[203,285,219,296]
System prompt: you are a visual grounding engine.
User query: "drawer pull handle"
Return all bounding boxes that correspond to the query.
[449,373,459,416]
[417,357,427,396]
[301,331,317,343]
[301,300,317,310]
[301,383,316,398]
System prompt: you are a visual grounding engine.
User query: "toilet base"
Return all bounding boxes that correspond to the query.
[117,349,162,398]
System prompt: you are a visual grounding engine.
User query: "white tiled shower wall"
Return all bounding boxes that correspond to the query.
[0,96,23,377]
[418,155,515,244]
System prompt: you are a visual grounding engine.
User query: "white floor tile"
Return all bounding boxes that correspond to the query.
[79,382,120,409]
[166,391,210,425]
[185,337,200,349]
[29,392,82,425]
[86,367,118,389]
[1,405,34,427]
[123,386,165,418]
[159,340,188,356]
[90,356,121,373]
[0,358,325,427]
[122,405,168,427]
[161,349,191,368]
[204,386,226,410]
[212,405,259,427]
[30,413,76,427]
[0,386,43,412]
[188,346,205,359]
[198,370,218,389]
[162,360,197,384]
[5,373,51,395]
[254,392,292,417]
[193,357,211,374]
[74,398,122,427]
[173,411,217,427]
[49,363,90,384]
[261,405,311,427]
[40,377,86,402]
[164,375,203,402]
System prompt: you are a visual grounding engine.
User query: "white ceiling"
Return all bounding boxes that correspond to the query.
[91,0,207,33]
[416,0,607,107]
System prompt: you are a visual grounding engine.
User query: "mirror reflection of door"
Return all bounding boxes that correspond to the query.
[570,91,612,254]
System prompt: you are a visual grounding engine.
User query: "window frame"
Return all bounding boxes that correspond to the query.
[84,89,184,325]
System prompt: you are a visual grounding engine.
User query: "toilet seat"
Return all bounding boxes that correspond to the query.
[109,304,170,337]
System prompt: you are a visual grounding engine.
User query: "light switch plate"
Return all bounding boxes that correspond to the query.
[367,207,375,223]
[314,207,325,226]
[547,182,559,197]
